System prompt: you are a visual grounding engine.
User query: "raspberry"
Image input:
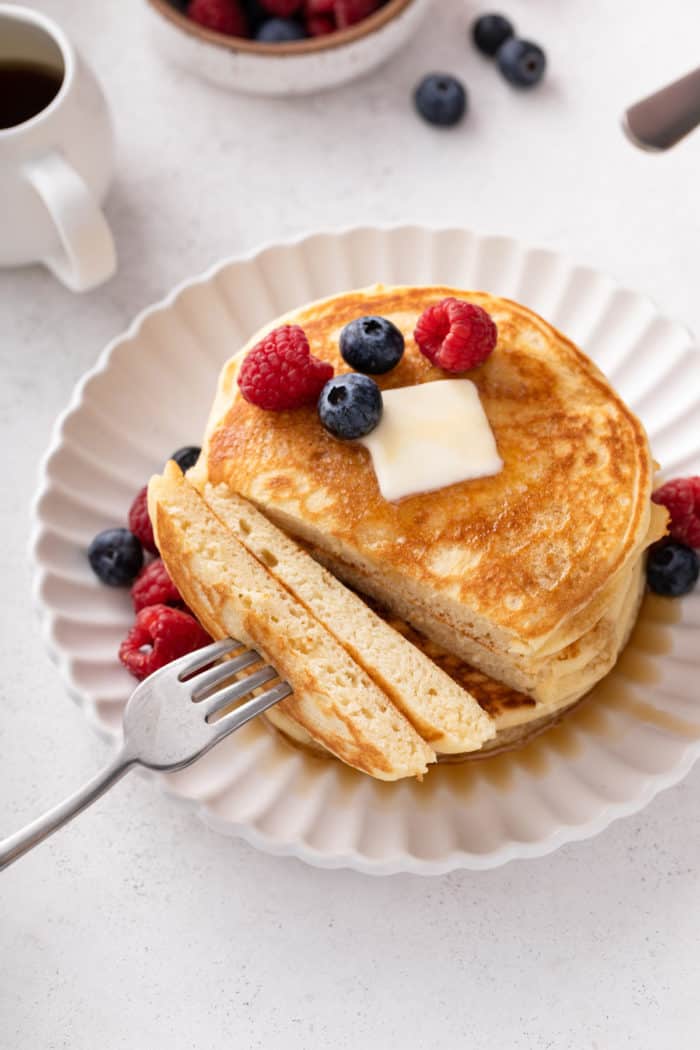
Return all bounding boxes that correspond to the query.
[131,559,183,613]
[188,0,248,35]
[334,0,380,28]
[652,477,700,548]
[305,0,334,10]
[305,12,335,33]
[127,486,158,555]
[119,604,211,680]
[259,0,302,14]
[238,325,333,411]
[414,298,498,372]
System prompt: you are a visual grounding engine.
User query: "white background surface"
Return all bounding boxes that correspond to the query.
[1,1,699,1046]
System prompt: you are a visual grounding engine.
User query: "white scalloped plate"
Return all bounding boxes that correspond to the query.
[31,227,700,875]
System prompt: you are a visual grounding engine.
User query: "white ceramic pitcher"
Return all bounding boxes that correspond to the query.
[0,4,116,291]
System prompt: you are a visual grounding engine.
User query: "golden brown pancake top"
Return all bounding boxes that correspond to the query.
[203,286,654,643]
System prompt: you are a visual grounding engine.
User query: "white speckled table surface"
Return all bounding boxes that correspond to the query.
[2,1,699,1046]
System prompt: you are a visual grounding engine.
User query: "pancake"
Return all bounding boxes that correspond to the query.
[189,285,664,705]
[149,461,435,781]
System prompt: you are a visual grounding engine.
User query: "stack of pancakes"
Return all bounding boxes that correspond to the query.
[149,285,667,779]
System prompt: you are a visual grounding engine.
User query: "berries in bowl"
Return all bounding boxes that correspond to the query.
[145,0,433,95]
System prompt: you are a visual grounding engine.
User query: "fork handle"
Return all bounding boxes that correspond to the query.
[0,750,134,871]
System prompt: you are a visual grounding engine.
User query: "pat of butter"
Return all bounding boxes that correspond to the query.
[358,380,503,502]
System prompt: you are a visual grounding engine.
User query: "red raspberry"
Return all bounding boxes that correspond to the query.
[127,486,158,555]
[306,0,334,10]
[119,604,211,680]
[188,0,248,36]
[131,559,183,613]
[238,325,333,411]
[334,0,380,28]
[306,12,335,33]
[414,298,498,372]
[652,477,700,548]
[259,0,302,14]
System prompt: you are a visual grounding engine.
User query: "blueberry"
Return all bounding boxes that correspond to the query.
[414,74,467,127]
[497,38,546,88]
[171,446,201,472]
[339,316,405,375]
[88,528,144,587]
[255,17,306,43]
[318,374,383,440]
[472,13,514,57]
[646,540,699,597]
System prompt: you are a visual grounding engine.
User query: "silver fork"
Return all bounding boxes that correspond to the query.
[0,639,291,871]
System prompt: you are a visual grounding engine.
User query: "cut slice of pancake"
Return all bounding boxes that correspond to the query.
[148,461,435,781]
[194,480,495,754]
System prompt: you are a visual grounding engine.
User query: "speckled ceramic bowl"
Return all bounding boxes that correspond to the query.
[145,0,433,96]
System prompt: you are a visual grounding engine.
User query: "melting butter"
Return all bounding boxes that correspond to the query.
[359,379,503,502]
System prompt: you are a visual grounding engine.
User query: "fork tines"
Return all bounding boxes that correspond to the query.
[176,638,292,733]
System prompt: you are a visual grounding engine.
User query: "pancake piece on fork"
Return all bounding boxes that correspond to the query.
[149,461,435,781]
